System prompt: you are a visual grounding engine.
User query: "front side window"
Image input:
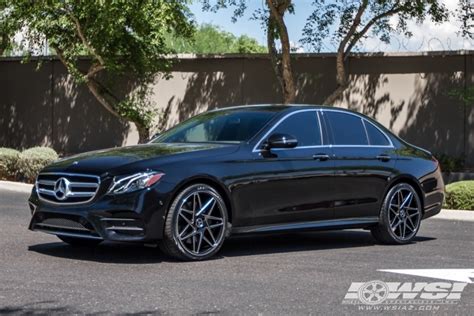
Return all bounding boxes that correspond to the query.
[268,111,322,147]
[154,109,277,143]
[325,111,368,145]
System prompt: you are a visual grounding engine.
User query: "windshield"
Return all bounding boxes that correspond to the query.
[153,109,277,144]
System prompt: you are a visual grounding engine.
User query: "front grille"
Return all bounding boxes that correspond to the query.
[36,173,100,204]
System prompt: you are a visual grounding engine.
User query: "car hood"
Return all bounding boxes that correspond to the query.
[43,143,239,175]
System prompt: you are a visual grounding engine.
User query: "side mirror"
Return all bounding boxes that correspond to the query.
[264,133,298,149]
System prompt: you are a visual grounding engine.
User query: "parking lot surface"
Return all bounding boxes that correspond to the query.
[0,189,473,315]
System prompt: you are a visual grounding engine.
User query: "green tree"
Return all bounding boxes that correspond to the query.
[2,0,194,142]
[301,0,450,105]
[165,23,266,54]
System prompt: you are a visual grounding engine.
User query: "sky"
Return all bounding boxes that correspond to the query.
[189,0,473,52]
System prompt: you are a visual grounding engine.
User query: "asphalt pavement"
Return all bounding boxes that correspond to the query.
[0,189,473,315]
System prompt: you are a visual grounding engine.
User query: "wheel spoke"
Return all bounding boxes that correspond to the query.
[208,222,224,229]
[202,234,215,247]
[179,212,193,225]
[196,197,215,217]
[178,224,191,238]
[180,228,198,241]
[206,226,217,244]
[204,215,224,222]
[196,232,203,253]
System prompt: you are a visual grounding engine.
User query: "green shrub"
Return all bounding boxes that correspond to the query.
[0,148,20,180]
[444,181,474,210]
[16,147,58,182]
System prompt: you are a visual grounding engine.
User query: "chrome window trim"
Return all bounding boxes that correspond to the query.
[252,109,320,153]
[35,172,101,205]
[252,108,395,153]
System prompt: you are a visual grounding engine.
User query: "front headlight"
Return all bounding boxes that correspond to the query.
[107,171,165,195]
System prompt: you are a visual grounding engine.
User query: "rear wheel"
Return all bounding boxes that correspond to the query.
[58,236,102,247]
[159,184,228,261]
[371,183,422,244]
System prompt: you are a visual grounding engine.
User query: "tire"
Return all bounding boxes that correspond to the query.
[371,183,422,244]
[159,184,229,261]
[58,236,102,247]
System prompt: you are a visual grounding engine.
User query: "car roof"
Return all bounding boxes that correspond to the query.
[210,104,357,114]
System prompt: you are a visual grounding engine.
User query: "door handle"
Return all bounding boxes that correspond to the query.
[376,154,391,162]
[313,154,330,161]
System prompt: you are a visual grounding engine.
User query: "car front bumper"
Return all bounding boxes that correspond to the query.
[28,180,176,242]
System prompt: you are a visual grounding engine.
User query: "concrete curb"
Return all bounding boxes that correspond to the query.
[0,181,33,193]
[0,181,472,221]
[434,209,474,222]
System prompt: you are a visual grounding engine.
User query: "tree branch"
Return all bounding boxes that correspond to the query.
[67,12,105,66]
[344,6,403,57]
[339,0,369,54]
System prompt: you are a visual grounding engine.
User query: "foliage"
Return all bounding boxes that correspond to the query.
[2,0,195,142]
[300,0,450,105]
[448,86,474,105]
[435,153,465,172]
[457,0,473,39]
[165,23,266,54]
[301,0,449,52]
[0,147,20,180]
[444,181,474,210]
[16,147,58,182]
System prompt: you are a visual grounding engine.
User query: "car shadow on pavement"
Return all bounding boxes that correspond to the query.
[28,241,166,264]
[28,230,436,263]
[219,230,436,258]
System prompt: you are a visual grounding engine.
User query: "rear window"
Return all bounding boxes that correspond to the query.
[364,121,390,146]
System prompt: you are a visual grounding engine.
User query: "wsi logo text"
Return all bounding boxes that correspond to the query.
[343,280,468,306]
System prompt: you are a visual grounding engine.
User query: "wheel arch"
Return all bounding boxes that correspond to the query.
[385,174,425,212]
[166,175,234,224]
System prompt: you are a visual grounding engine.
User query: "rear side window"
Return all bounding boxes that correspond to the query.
[364,121,390,146]
[270,111,321,146]
[325,111,368,145]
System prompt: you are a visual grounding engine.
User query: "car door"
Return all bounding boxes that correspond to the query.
[322,110,397,219]
[233,109,335,226]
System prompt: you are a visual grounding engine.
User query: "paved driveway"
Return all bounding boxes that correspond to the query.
[0,189,473,315]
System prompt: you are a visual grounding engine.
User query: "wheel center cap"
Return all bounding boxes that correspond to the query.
[399,209,406,219]
[196,218,204,228]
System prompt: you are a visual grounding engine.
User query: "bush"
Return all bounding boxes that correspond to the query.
[444,181,474,210]
[0,148,20,180]
[16,147,58,182]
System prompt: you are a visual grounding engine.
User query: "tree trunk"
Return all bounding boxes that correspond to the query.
[135,122,150,144]
[266,0,296,104]
[323,50,348,105]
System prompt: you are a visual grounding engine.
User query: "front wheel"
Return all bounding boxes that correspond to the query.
[159,184,229,261]
[58,236,102,247]
[371,183,422,244]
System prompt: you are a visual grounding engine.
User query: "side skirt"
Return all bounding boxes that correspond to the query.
[231,217,379,235]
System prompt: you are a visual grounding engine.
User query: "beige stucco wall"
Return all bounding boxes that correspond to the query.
[1,51,472,167]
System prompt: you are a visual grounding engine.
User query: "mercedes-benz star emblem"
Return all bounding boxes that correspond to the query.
[53,177,71,201]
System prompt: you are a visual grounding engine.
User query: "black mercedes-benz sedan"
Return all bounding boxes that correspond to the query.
[28,105,444,260]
